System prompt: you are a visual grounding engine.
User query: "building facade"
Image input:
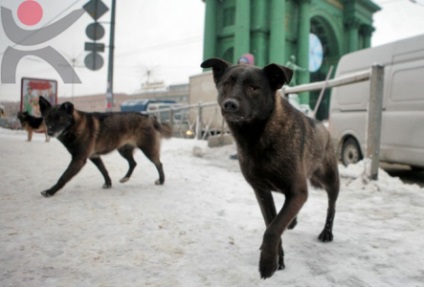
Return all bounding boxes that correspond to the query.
[57,84,189,112]
[202,0,380,119]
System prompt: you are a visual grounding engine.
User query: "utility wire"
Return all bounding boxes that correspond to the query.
[116,36,202,58]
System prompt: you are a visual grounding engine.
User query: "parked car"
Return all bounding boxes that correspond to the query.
[120,99,176,113]
[146,102,187,123]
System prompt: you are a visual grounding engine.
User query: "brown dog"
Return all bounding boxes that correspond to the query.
[201,58,340,279]
[38,96,172,198]
[17,111,50,142]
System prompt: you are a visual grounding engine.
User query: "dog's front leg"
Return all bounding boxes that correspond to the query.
[254,188,284,277]
[258,178,308,279]
[41,157,87,197]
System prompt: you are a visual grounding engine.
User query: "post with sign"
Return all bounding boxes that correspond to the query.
[106,0,116,111]
[83,0,113,110]
[83,0,108,70]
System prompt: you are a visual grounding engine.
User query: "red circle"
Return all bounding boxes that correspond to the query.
[17,0,43,26]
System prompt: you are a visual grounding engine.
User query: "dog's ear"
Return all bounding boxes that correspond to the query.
[201,58,231,84]
[39,96,51,116]
[60,102,74,114]
[263,64,293,90]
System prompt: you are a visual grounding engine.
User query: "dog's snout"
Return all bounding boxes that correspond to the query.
[223,99,240,113]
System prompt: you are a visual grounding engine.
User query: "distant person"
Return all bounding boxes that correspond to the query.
[238,53,255,65]
[23,87,38,116]
[285,55,306,87]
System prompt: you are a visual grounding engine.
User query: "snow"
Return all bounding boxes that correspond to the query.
[1,128,423,287]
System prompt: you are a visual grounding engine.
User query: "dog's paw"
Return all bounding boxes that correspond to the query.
[259,250,278,279]
[41,190,52,198]
[102,183,112,189]
[155,179,164,185]
[318,229,333,242]
[119,177,130,183]
[278,255,285,270]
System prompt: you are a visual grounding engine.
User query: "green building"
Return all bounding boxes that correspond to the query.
[202,0,380,119]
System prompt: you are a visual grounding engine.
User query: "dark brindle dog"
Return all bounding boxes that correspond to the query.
[38,96,172,198]
[201,58,340,279]
[17,111,50,142]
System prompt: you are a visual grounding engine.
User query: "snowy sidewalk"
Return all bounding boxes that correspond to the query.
[1,129,423,287]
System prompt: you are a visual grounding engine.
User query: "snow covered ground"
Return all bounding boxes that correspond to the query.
[1,128,423,287]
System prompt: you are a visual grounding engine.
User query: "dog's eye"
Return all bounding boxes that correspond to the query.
[223,82,230,88]
[248,86,259,91]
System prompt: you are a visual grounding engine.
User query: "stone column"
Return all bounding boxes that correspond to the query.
[202,0,217,62]
[361,24,375,49]
[234,0,250,62]
[269,0,286,64]
[251,0,267,67]
[297,0,311,105]
[346,18,360,52]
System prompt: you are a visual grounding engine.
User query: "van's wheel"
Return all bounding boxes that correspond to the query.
[341,138,362,166]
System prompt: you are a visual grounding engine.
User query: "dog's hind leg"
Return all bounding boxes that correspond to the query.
[312,162,340,242]
[153,161,165,185]
[139,144,165,185]
[117,145,137,183]
[90,157,112,189]
[45,131,50,142]
[42,122,50,142]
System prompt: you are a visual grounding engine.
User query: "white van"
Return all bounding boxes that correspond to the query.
[329,34,424,169]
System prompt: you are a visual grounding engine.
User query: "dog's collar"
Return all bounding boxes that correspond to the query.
[57,124,72,138]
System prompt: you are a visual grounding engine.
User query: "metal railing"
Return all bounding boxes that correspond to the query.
[282,65,384,180]
[145,101,228,140]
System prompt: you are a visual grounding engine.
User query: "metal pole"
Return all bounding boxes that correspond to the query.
[366,64,384,180]
[312,65,333,119]
[283,69,371,94]
[169,108,174,131]
[106,0,116,111]
[196,103,203,140]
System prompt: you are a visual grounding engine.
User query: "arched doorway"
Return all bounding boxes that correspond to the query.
[309,16,340,120]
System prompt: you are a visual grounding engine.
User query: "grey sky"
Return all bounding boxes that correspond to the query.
[0,0,423,102]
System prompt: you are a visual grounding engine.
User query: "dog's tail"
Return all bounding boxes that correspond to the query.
[151,117,172,139]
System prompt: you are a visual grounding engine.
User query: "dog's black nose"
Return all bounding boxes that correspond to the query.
[223,99,240,113]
